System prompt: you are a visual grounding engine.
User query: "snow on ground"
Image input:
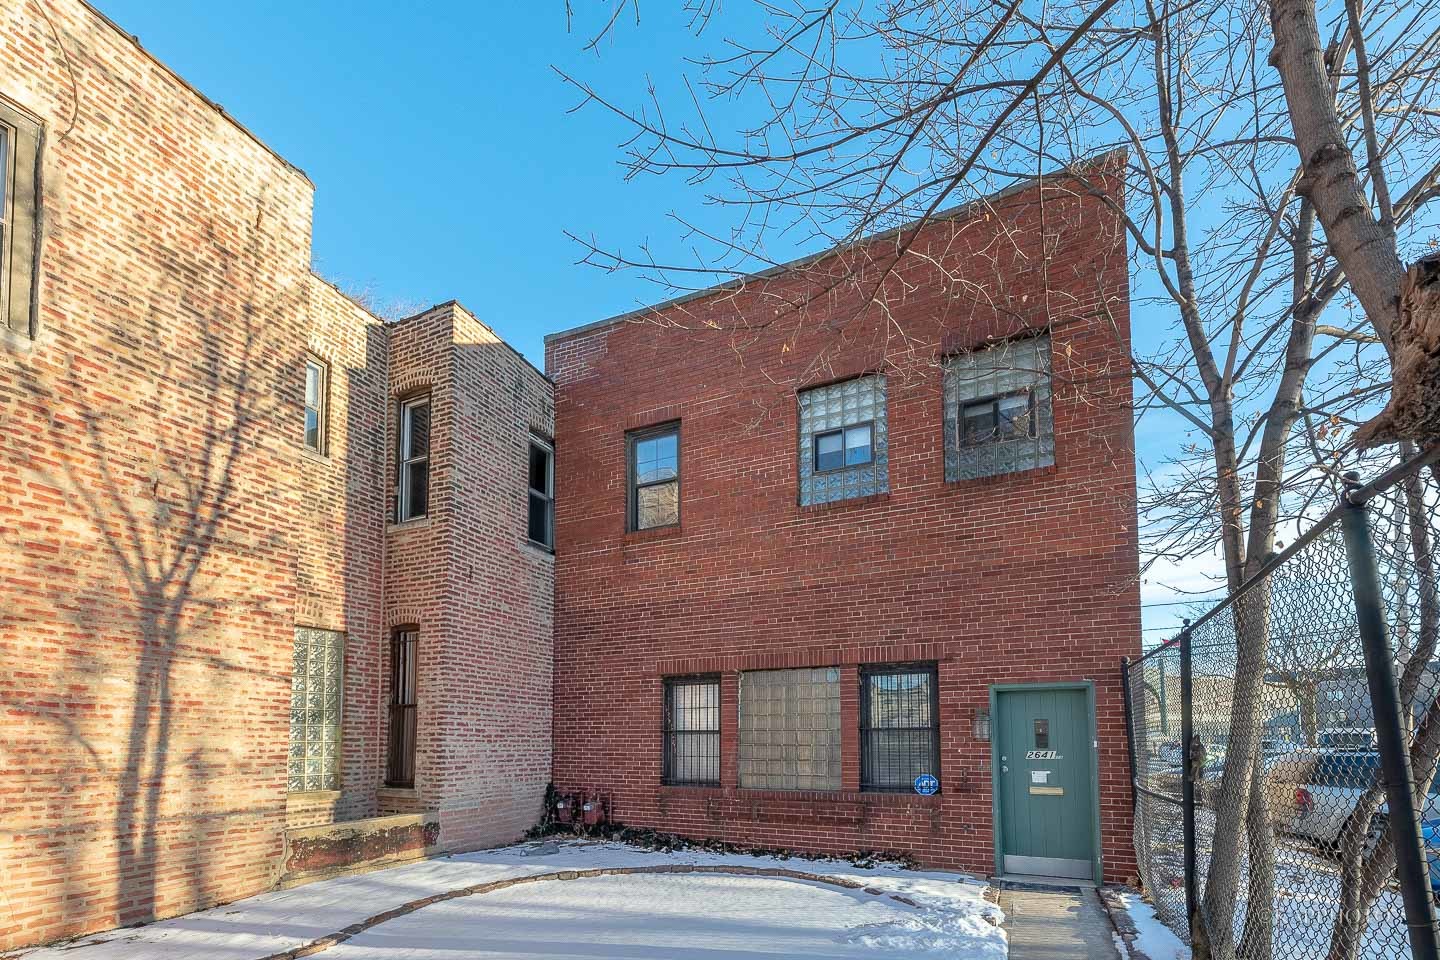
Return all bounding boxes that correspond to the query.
[329,870,996,960]
[1136,806,1410,959]
[16,840,1005,960]
[1112,890,1189,960]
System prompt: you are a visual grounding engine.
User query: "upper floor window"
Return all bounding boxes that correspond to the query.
[942,333,1054,482]
[303,356,328,454]
[397,396,430,522]
[289,627,344,793]
[797,375,888,506]
[0,99,41,338]
[627,423,679,531]
[528,436,554,548]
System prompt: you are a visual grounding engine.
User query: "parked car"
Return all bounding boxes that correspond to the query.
[1424,819,1440,894]
[1317,728,1378,750]
[1266,748,1439,847]
[1156,740,1184,767]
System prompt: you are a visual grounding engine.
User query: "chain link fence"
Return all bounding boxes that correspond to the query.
[1125,448,1440,960]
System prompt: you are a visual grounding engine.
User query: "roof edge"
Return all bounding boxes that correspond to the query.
[393,299,552,385]
[77,0,313,187]
[543,148,1126,346]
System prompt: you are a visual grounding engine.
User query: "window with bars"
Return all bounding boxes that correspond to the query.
[0,98,41,337]
[303,356,328,454]
[942,333,1054,481]
[387,629,418,788]
[288,628,344,793]
[662,676,720,785]
[528,436,554,548]
[738,667,841,790]
[627,423,680,531]
[397,396,430,521]
[860,664,940,792]
[797,376,888,506]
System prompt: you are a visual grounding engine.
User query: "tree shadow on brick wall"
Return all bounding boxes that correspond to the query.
[0,209,290,936]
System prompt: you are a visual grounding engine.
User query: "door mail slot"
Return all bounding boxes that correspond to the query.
[1029,785,1064,796]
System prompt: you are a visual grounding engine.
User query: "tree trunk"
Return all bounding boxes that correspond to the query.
[1267,0,1440,445]
[1238,749,1276,960]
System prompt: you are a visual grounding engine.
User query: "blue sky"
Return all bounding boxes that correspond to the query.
[96,0,1219,639]
[96,1,766,366]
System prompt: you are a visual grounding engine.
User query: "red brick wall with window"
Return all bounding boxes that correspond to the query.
[545,168,1140,880]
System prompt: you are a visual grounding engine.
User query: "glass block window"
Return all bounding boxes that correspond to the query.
[943,333,1054,481]
[738,667,841,790]
[797,375,888,506]
[627,423,680,530]
[861,665,940,792]
[289,628,344,792]
[663,676,720,785]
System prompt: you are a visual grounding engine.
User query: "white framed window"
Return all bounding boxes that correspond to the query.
[303,355,328,454]
[397,395,431,521]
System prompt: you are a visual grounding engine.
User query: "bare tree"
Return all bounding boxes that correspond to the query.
[561,1,1440,956]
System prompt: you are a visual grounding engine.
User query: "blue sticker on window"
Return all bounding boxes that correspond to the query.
[914,774,939,795]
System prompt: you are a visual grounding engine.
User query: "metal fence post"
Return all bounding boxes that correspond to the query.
[1122,657,1138,791]
[1341,475,1440,960]
[1180,625,1198,943]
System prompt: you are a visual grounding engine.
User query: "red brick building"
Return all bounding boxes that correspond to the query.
[0,2,552,950]
[545,166,1140,883]
[0,0,1138,951]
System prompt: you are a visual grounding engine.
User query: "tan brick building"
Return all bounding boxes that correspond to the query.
[0,0,1140,952]
[0,2,552,950]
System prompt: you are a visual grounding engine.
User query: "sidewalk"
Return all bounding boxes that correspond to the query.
[999,883,1122,959]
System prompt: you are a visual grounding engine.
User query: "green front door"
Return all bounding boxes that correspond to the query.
[995,687,1096,879]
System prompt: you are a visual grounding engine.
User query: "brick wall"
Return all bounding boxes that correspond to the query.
[286,276,390,830]
[545,170,1141,881]
[379,303,555,850]
[0,0,317,947]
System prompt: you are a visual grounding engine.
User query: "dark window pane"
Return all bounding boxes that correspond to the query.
[869,672,934,727]
[844,423,873,466]
[405,460,429,518]
[1034,719,1050,749]
[962,402,997,445]
[636,480,679,529]
[815,430,844,471]
[405,402,430,458]
[387,631,418,786]
[664,678,720,785]
[997,392,1032,440]
[529,442,550,492]
[304,408,321,451]
[528,492,552,545]
[861,667,938,791]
